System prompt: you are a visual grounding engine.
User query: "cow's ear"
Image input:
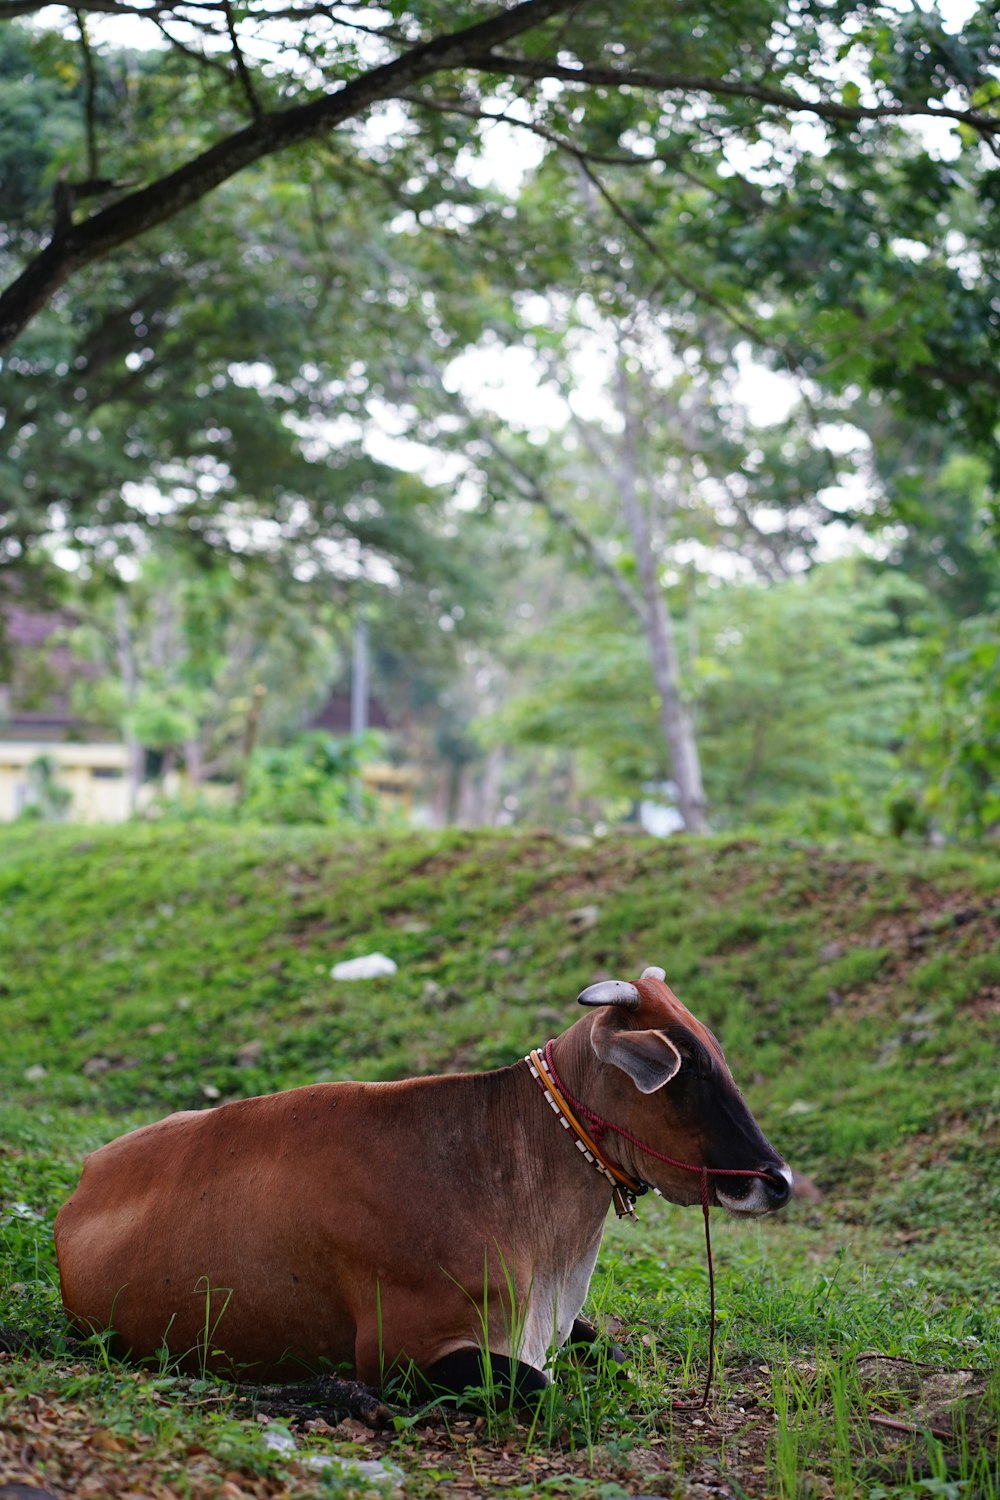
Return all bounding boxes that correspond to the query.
[590,1011,682,1093]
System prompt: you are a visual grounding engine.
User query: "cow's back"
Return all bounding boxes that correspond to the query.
[54,1073,539,1381]
[56,1084,389,1377]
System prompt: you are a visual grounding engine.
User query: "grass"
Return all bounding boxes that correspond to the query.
[0,822,998,1498]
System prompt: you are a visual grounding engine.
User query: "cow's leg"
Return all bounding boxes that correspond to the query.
[419,1347,549,1407]
[567,1316,628,1368]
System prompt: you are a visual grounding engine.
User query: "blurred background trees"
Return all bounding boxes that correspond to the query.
[1,0,997,836]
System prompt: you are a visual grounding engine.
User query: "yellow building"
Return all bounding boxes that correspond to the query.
[0,602,134,823]
[360,762,418,819]
[0,739,132,823]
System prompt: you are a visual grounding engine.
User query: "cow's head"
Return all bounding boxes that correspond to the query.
[574,966,792,1216]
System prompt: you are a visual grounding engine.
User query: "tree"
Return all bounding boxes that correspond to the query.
[0,71,500,697]
[0,149,476,578]
[694,563,927,830]
[4,5,998,577]
[400,271,870,830]
[1,0,998,416]
[904,613,1000,837]
[852,419,1000,835]
[3,4,998,837]
[482,559,928,834]
[858,421,999,621]
[66,555,350,793]
[241,733,377,825]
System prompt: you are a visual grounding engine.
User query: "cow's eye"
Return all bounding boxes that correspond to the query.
[677,1046,713,1079]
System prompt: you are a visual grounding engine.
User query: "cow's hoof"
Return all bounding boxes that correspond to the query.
[567,1315,629,1373]
[419,1348,549,1409]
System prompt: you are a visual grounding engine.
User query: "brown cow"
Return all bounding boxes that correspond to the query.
[55,968,791,1399]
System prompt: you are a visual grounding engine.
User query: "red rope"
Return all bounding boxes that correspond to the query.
[543,1040,779,1189]
[672,1167,716,1412]
[542,1040,777,1411]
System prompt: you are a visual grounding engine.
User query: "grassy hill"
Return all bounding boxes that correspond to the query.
[1,825,997,1498]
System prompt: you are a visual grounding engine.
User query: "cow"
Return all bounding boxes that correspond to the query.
[54,967,792,1402]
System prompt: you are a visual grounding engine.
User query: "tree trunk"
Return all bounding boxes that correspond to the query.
[113,592,143,815]
[614,341,709,834]
[184,737,203,788]
[235,684,266,804]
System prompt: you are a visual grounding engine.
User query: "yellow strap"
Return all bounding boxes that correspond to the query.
[528,1048,642,1195]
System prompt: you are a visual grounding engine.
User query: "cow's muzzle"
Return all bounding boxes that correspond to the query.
[715,1162,793,1217]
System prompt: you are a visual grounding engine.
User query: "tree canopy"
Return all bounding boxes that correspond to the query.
[1,0,999,423]
[1,0,998,836]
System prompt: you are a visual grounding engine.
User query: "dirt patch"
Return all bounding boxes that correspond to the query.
[3,1348,995,1500]
[1,1377,284,1500]
[856,1351,996,1443]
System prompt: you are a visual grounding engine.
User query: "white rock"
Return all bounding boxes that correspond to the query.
[299,1453,404,1484]
[260,1427,402,1489]
[331,953,397,980]
[5,1202,40,1221]
[566,905,600,931]
[261,1425,297,1456]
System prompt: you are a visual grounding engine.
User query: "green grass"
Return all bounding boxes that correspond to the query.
[1,823,998,1498]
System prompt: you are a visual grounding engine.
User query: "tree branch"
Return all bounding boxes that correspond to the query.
[404,350,645,620]
[399,90,765,213]
[464,52,1000,140]
[0,0,576,353]
[0,0,380,12]
[574,155,785,352]
[75,9,100,182]
[150,16,233,76]
[222,0,264,123]
[4,0,998,352]
[713,477,798,579]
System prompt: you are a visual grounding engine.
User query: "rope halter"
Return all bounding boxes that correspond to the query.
[524,1036,788,1409]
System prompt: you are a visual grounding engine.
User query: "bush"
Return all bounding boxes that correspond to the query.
[239,733,378,825]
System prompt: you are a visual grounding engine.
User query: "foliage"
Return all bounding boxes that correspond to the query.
[0,825,998,1497]
[694,562,928,831]
[855,420,1000,618]
[904,614,1000,837]
[2,5,999,843]
[125,689,200,756]
[66,555,352,782]
[15,754,73,821]
[2,1,999,552]
[240,732,378,825]
[2,0,999,412]
[371,206,995,831]
[0,11,492,626]
[0,166,479,596]
[480,559,930,833]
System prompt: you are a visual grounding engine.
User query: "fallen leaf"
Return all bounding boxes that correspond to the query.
[88,1429,126,1453]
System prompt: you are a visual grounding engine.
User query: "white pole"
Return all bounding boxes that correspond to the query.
[351,610,368,737]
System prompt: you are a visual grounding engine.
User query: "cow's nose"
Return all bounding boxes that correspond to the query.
[762,1164,794,1207]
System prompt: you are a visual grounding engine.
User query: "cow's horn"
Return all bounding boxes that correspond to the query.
[577,980,641,1008]
[640,965,666,981]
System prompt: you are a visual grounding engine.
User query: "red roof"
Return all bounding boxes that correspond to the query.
[309,691,392,734]
[1,603,105,740]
